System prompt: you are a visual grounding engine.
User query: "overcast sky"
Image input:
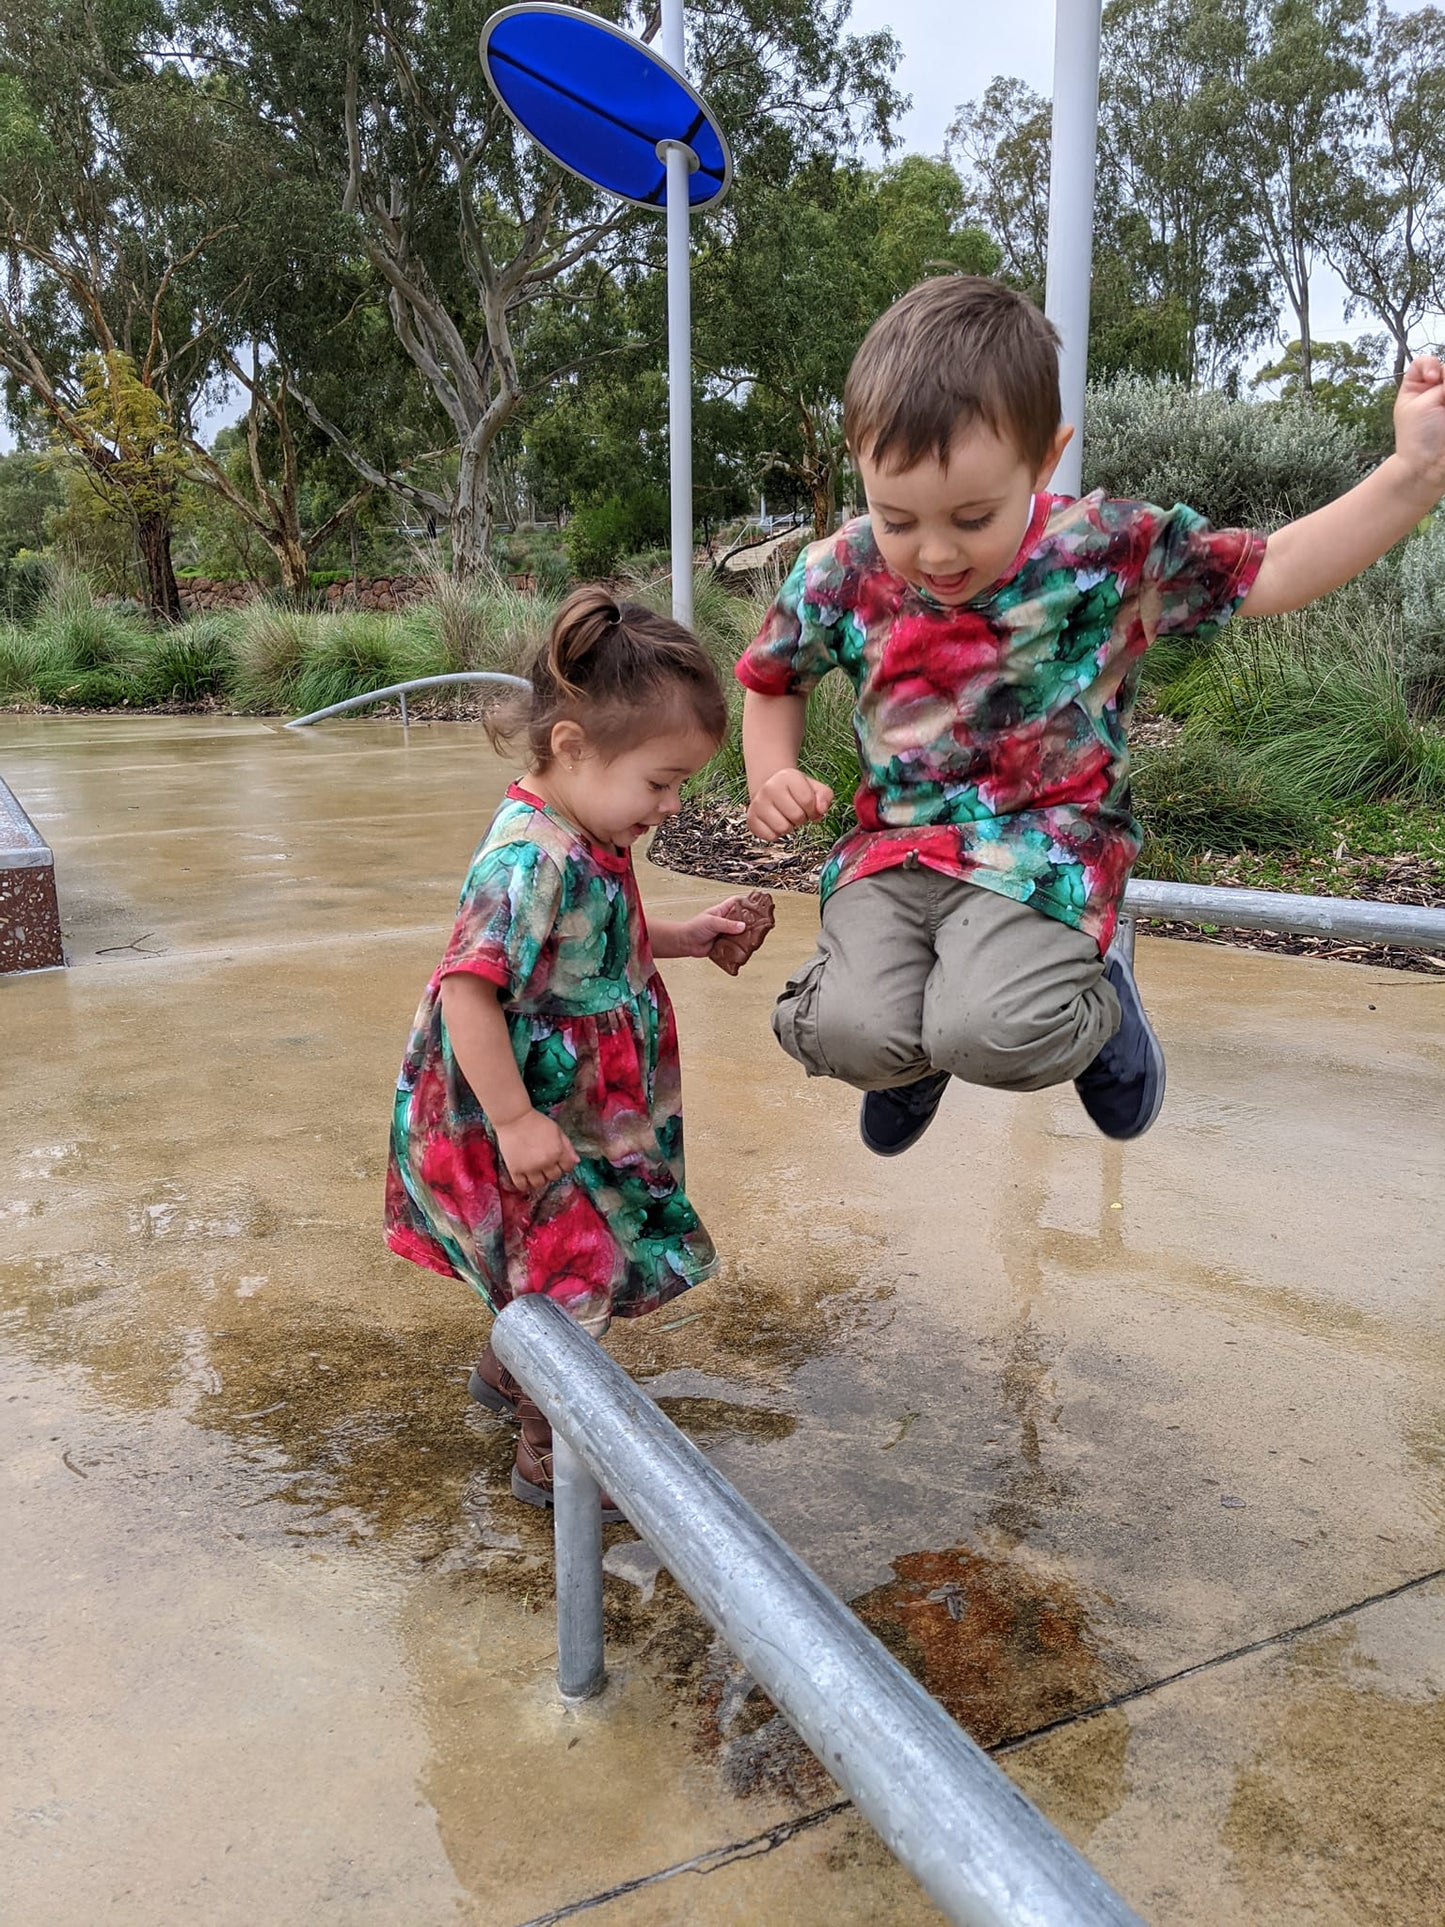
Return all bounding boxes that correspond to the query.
[846,0,1366,345]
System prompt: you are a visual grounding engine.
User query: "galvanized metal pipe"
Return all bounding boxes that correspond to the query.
[552,1432,606,1701]
[283,671,531,729]
[1122,878,1445,951]
[492,1296,1144,1927]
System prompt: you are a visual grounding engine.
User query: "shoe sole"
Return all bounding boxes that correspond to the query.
[468,1366,519,1421]
[858,1082,949,1157]
[511,1466,625,1525]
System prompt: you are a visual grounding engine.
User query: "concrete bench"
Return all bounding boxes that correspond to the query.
[1,777,64,973]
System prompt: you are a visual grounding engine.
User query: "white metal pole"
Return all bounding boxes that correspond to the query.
[661,0,693,626]
[1044,0,1103,499]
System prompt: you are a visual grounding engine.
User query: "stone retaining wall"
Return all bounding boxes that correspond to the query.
[176,574,535,614]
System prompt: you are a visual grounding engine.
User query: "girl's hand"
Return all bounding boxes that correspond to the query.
[495,1109,579,1194]
[669,905,748,959]
[1393,354,1445,500]
[747,767,834,841]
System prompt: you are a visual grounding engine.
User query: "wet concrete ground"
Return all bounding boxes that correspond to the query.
[1,714,1442,1926]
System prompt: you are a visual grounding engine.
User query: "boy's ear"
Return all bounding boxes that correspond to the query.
[1034,425,1075,489]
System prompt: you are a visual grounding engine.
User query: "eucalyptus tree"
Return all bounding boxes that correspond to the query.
[187,0,902,572]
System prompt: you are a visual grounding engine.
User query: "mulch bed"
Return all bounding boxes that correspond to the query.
[651,800,1445,976]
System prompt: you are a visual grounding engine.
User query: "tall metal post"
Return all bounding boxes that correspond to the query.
[1044,0,1104,499]
[661,0,693,626]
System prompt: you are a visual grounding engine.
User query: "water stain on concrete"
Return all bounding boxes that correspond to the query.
[850,1544,1113,1748]
[1221,1627,1445,1926]
[1003,1710,1132,1845]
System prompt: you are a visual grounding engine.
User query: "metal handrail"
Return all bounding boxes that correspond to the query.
[491,1295,1145,1927]
[283,671,530,729]
[1117,878,1445,957]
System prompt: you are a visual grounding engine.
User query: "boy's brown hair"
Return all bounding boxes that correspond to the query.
[843,276,1062,472]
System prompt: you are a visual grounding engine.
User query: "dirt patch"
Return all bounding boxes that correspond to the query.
[850,1543,1114,1749]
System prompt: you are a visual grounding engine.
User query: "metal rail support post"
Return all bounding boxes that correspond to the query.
[492,1296,1144,1927]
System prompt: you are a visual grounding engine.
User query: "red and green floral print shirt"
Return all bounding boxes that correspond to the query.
[737,494,1265,951]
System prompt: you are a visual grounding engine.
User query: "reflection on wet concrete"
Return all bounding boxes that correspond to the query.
[3,717,1444,1924]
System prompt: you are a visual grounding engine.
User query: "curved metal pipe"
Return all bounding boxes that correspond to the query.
[283,671,531,729]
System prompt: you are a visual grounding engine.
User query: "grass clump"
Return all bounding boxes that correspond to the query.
[1168,604,1445,806]
[288,612,443,717]
[1133,735,1321,861]
[139,615,237,704]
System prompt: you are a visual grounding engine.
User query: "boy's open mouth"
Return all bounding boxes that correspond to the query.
[921,569,972,597]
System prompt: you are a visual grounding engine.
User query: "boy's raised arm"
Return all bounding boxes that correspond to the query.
[742,689,835,841]
[1242,354,1445,619]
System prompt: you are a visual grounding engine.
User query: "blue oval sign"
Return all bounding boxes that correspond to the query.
[481,4,731,210]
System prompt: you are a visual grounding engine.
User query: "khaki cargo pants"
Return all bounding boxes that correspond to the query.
[773,868,1120,1093]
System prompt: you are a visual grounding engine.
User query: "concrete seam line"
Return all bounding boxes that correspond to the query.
[993,1559,1445,1757]
[511,1801,852,1926]
[513,1559,1445,1925]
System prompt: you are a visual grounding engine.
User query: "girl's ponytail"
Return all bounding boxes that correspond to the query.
[546,586,623,699]
[489,581,727,765]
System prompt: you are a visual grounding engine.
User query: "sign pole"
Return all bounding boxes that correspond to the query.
[661,0,693,626]
[1044,0,1103,498]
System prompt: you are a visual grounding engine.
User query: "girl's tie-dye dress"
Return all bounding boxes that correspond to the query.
[385,783,717,1328]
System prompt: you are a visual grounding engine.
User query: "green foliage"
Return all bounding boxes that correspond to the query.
[1396,515,1445,713]
[288,615,440,717]
[1132,735,1321,854]
[139,615,237,704]
[1251,338,1396,449]
[1173,604,1445,803]
[231,603,316,711]
[405,571,556,677]
[564,492,670,580]
[1083,377,1366,528]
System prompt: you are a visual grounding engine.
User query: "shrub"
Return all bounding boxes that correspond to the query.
[0,623,45,702]
[139,615,238,704]
[30,565,147,673]
[564,489,670,579]
[407,571,554,678]
[1132,735,1320,855]
[1083,378,1366,530]
[1172,604,1445,805]
[1396,514,1445,714]
[231,603,318,710]
[289,613,440,717]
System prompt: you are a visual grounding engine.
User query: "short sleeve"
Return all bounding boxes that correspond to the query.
[735,551,844,697]
[437,839,563,998]
[1143,504,1266,645]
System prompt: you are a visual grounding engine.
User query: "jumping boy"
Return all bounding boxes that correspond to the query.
[738,276,1445,1151]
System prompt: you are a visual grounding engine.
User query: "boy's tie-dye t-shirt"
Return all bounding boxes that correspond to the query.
[737,493,1265,952]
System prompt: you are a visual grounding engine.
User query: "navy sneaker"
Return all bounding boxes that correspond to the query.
[860,1069,951,1157]
[1074,949,1166,1139]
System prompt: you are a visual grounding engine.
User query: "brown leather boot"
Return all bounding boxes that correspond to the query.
[511,1394,625,1524]
[467,1340,521,1420]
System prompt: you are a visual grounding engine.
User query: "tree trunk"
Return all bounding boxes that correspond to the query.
[451,433,492,577]
[810,474,834,541]
[276,532,311,598]
[136,510,182,622]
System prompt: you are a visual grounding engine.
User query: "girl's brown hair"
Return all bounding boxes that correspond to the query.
[490,585,728,764]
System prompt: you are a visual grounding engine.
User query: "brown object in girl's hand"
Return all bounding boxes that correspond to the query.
[708,891,776,975]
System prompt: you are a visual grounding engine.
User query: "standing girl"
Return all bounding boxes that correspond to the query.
[385,587,769,1517]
